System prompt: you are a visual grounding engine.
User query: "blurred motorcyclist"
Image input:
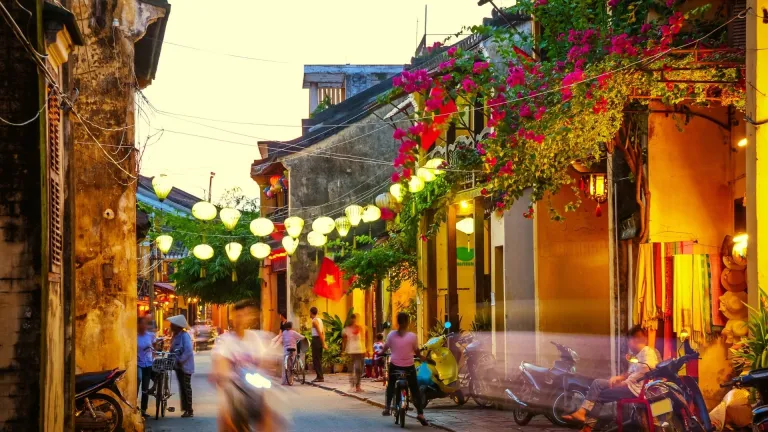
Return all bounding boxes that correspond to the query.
[211,300,282,431]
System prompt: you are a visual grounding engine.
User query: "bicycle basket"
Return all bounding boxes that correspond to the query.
[152,356,176,373]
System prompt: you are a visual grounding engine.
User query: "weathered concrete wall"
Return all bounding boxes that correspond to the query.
[0,2,45,429]
[283,102,404,320]
[71,1,166,430]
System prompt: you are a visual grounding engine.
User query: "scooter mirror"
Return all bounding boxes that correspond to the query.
[444,322,452,329]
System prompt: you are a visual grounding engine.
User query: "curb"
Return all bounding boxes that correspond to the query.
[308,382,457,432]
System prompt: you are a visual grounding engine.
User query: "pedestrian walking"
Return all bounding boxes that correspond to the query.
[167,314,195,418]
[342,313,365,392]
[137,315,156,418]
[310,307,327,383]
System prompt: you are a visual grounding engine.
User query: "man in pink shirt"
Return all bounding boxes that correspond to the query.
[381,312,429,426]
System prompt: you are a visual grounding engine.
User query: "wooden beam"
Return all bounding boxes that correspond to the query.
[447,205,459,329]
[426,210,438,330]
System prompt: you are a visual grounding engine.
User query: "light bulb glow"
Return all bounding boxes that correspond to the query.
[335,216,351,237]
[219,208,241,231]
[192,244,214,260]
[192,201,218,221]
[156,234,173,254]
[737,138,748,147]
[425,158,446,175]
[345,205,364,227]
[282,236,299,255]
[417,167,437,182]
[362,205,381,223]
[312,216,336,235]
[152,174,173,202]
[307,231,327,247]
[250,218,275,237]
[250,242,271,260]
[408,176,425,193]
[284,216,304,238]
[390,184,404,203]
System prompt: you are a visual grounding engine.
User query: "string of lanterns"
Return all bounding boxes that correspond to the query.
[150,158,446,277]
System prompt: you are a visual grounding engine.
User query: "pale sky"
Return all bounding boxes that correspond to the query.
[138,0,506,202]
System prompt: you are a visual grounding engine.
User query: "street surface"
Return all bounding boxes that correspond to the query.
[144,351,570,432]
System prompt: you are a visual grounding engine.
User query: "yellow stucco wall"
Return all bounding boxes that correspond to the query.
[647,105,737,407]
[535,185,612,377]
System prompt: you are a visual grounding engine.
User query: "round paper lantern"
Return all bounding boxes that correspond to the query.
[375,192,395,210]
[250,218,275,237]
[284,216,305,238]
[282,236,299,255]
[192,201,217,221]
[362,205,381,223]
[312,216,336,235]
[390,183,404,203]
[269,175,281,187]
[345,205,364,227]
[250,242,271,260]
[425,158,446,175]
[192,244,214,260]
[219,208,241,231]
[307,231,327,247]
[408,176,425,193]
[335,216,351,237]
[152,174,173,202]
[456,217,475,235]
[225,242,243,263]
[156,234,174,254]
[417,167,436,182]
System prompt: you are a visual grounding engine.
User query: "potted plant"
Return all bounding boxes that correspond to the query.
[322,344,341,373]
[333,353,346,373]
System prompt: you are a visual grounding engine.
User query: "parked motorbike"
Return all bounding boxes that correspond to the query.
[75,368,132,432]
[591,343,710,432]
[457,333,497,407]
[504,341,594,426]
[415,322,466,407]
[723,367,768,432]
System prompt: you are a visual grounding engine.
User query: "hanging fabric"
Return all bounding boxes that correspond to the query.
[634,244,658,330]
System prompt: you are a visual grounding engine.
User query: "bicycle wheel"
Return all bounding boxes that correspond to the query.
[155,376,164,420]
[285,356,294,386]
[394,390,401,425]
[298,358,306,385]
[399,389,407,428]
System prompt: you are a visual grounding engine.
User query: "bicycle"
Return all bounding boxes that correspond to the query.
[150,351,177,420]
[392,369,411,428]
[284,347,306,386]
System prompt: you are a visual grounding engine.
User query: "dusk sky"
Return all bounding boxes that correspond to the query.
[137,0,507,203]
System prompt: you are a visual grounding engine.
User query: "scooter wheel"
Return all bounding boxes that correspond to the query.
[513,407,534,426]
[451,389,467,406]
[418,385,430,409]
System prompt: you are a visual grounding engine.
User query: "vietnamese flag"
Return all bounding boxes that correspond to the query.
[314,257,345,301]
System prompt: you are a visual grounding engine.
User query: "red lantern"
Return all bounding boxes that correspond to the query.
[269,175,280,187]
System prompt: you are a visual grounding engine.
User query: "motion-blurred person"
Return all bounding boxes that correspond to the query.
[212,300,283,431]
[137,315,156,418]
[309,307,327,383]
[278,312,288,332]
[564,325,659,429]
[342,313,365,392]
[373,333,385,380]
[381,312,429,426]
[167,314,195,418]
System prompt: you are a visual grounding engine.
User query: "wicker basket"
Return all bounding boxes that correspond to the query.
[152,356,176,373]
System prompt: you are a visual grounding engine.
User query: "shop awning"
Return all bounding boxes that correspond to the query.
[154,282,176,294]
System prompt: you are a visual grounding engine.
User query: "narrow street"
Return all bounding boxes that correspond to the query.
[144,352,414,432]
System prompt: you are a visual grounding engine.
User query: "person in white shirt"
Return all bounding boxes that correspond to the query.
[342,313,366,392]
[309,307,327,383]
[564,325,659,428]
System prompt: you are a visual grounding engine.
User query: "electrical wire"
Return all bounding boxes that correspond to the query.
[0,97,47,126]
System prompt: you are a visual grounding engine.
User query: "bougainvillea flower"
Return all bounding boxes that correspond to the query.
[447,46,458,56]
[391,172,401,182]
[402,168,412,179]
[393,128,407,140]
[462,77,478,92]
[408,123,425,136]
[518,104,533,117]
[381,208,396,221]
[473,61,490,74]
[507,66,526,87]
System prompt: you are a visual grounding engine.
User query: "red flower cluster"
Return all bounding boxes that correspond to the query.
[392,69,431,94]
[608,33,639,57]
[561,69,585,101]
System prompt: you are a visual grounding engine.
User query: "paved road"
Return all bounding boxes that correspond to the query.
[144,351,414,432]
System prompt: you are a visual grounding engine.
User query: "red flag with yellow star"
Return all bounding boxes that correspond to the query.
[314,257,344,301]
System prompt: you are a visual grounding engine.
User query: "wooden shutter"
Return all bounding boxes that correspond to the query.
[729,0,747,49]
[47,87,63,275]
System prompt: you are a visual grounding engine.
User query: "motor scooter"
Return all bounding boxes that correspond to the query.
[74,368,133,432]
[504,341,594,426]
[415,322,466,406]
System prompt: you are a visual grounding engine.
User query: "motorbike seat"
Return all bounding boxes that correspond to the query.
[76,369,116,394]
[522,362,550,375]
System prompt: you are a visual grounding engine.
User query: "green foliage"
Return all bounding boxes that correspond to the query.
[338,235,420,291]
[321,307,355,347]
[141,188,264,304]
[470,303,493,335]
[322,344,343,367]
[397,298,418,324]
[730,298,768,372]
[310,95,333,118]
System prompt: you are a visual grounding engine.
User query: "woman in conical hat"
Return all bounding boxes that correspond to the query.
[167,314,195,418]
